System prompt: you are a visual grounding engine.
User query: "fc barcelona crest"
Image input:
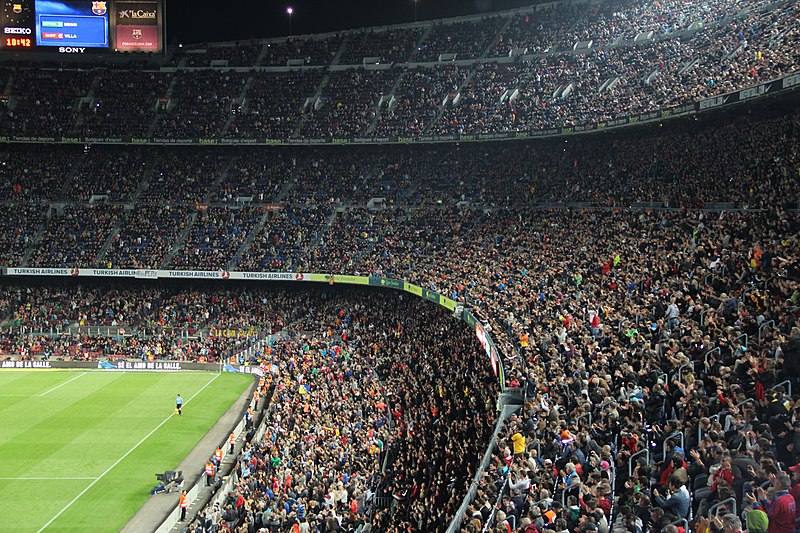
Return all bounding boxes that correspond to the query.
[92,1,107,16]
[132,29,142,40]
[12,4,22,14]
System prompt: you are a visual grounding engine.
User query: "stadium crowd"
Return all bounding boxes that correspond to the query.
[0,0,797,140]
[178,289,497,533]
[0,0,798,528]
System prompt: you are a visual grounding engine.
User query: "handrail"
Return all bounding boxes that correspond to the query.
[705,347,721,367]
[771,380,792,397]
[663,431,685,460]
[577,411,592,428]
[730,398,757,428]
[699,415,720,444]
[658,373,668,385]
[700,308,710,328]
[677,361,694,381]
[608,459,616,495]
[506,514,516,531]
[480,476,511,533]
[708,497,737,518]
[759,320,775,345]
[629,447,650,477]
[562,483,580,507]
[734,333,748,349]
[737,398,756,409]
[668,518,689,531]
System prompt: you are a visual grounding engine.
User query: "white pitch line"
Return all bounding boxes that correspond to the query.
[0,477,96,481]
[38,372,88,397]
[36,373,221,533]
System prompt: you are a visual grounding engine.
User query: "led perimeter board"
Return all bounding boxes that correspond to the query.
[1,0,163,54]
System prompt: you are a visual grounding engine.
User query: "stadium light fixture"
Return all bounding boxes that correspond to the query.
[287,7,294,36]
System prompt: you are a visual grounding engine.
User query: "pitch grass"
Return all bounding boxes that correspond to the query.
[0,370,252,532]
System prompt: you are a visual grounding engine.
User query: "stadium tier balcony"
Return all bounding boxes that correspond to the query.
[0,0,794,142]
[169,206,262,270]
[299,68,400,138]
[0,145,81,202]
[27,204,123,268]
[137,150,228,205]
[74,70,172,139]
[178,42,263,68]
[339,27,423,65]
[65,146,148,202]
[223,70,324,140]
[236,204,332,272]
[259,35,343,67]
[373,65,470,136]
[411,16,506,62]
[152,71,249,139]
[209,151,294,203]
[0,204,46,267]
[103,205,190,270]
[0,69,94,136]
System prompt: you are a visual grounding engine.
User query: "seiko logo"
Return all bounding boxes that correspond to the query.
[4,27,32,34]
[59,47,86,53]
[118,9,156,19]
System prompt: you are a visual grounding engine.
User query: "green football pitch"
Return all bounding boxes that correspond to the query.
[0,370,252,532]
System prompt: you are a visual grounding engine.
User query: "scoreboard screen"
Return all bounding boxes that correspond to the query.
[1,0,163,54]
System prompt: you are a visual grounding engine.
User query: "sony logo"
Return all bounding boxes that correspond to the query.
[4,27,32,34]
[118,9,156,19]
[59,47,86,53]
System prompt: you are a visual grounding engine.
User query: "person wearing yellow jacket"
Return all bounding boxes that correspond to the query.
[511,431,526,456]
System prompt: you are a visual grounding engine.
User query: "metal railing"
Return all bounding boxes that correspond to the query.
[705,347,721,367]
[708,497,737,518]
[577,411,592,428]
[734,333,748,349]
[608,459,617,494]
[629,447,650,477]
[678,361,694,381]
[759,320,775,345]
[700,308,710,328]
[562,484,580,507]
[668,518,689,531]
[481,477,511,533]
[772,380,792,397]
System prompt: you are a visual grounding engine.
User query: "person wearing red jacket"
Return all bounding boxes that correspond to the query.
[789,464,800,521]
[746,473,796,533]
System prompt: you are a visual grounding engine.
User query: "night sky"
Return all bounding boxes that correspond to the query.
[165,0,544,45]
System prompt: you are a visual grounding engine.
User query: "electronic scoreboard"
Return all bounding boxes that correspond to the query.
[1,0,163,54]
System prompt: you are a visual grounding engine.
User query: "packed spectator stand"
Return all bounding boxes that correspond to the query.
[0,0,799,531]
[0,99,798,531]
[0,0,797,141]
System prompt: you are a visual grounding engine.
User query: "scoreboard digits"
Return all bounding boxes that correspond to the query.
[1,0,163,54]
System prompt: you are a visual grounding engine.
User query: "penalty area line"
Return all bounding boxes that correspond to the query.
[35,372,221,533]
[38,372,88,397]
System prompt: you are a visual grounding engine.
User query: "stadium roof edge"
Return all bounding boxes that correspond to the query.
[177,0,593,49]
